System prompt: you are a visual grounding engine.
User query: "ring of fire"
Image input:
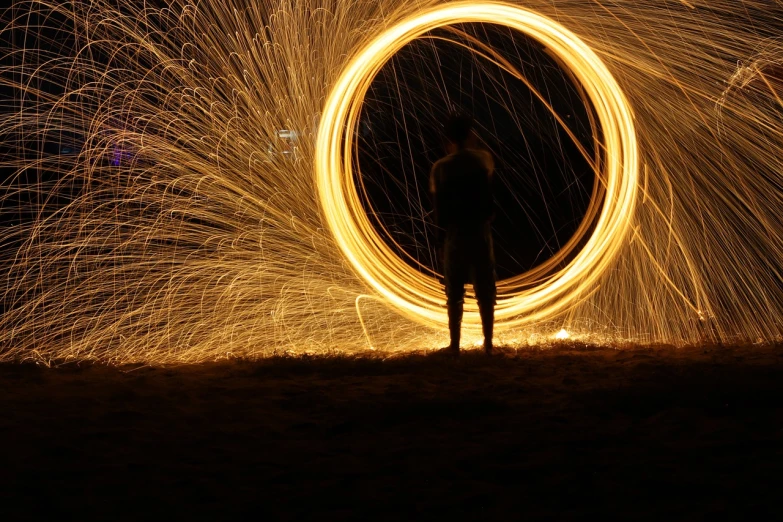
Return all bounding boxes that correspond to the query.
[315,1,639,332]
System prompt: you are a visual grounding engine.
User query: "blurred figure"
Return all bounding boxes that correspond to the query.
[430,114,496,355]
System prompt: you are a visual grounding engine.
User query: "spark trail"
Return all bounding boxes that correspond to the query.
[0,0,782,363]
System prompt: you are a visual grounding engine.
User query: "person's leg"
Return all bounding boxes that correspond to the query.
[477,298,494,353]
[447,294,464,351]
[473,227,496,353]
[443,237,467,352]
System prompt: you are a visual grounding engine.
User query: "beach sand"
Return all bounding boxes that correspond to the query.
[2,343,781,520]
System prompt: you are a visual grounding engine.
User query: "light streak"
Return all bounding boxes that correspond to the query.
[316,2,638,331]
[0,1,781,363]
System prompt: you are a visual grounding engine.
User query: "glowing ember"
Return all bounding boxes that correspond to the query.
[555,329,571,340]
[1,1,782,363]
[316,2,638,331]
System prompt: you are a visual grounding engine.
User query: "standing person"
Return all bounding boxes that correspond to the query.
[430,113,496,355]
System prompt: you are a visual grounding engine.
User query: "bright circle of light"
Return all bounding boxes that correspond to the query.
[315,1,638,331]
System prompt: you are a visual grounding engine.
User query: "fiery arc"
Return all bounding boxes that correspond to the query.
[2,0,783,363]
[316,2,638,331]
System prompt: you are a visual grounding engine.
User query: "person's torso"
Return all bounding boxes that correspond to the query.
[433,149,493,229]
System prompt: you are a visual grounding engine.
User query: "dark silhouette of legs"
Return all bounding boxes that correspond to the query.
[472,234,496,355]
[442,226,494,354]
[447,297,464,351]
[443,237,467,353]
[478,299,494,354]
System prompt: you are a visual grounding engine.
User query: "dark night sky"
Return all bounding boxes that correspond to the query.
[1,15,597,282]
[357,23,597,280]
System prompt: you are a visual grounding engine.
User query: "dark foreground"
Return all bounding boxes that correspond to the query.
[1,343,782,520]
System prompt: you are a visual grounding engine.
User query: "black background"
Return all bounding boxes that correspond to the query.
[357,23,597,280]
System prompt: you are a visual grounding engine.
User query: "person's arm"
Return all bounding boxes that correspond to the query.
[479,149,494,177]
[487,169,496,222]
[429,163,445,244]
[479,150,496,222]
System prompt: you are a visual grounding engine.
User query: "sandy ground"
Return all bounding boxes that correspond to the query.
[1,343,782,520]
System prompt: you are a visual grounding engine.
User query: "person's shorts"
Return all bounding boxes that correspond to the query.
[442,224,496,304]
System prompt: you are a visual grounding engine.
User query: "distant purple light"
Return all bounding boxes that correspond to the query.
[111,145,132,166]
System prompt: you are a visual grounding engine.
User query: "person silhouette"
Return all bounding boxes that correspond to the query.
[429,113,496,355]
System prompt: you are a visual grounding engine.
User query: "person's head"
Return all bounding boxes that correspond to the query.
[443,113,475,150]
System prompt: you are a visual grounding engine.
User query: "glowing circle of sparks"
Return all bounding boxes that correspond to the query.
[316,1,638,331]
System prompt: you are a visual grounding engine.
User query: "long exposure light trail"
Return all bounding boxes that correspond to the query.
[0,1,782,363]
[316,1,638,331]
